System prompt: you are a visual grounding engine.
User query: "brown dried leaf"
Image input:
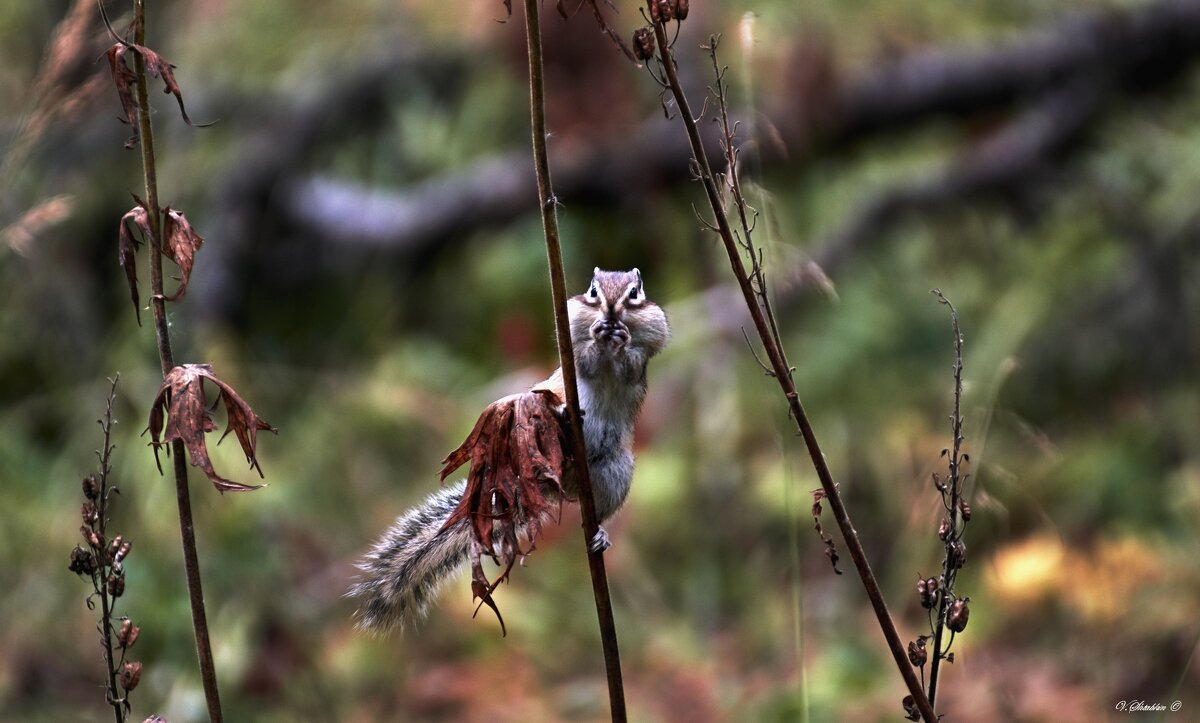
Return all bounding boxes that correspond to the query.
[105,44,140,149]
[148,364,277,493]
[439,389,570,632]
[105,42,211,149]
[129,44,209,128]
[158,208,204,302]
[118,197,153,325]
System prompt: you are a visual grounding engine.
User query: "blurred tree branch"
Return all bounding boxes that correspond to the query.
[815,78,1106,275]
[252,0,1200,256]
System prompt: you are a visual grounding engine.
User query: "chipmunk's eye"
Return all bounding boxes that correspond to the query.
[586,283,599,303]
[628,286,640,301]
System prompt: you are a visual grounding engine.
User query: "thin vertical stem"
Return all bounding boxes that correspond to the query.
[131,2,223,721]
[927,290,965,708]
[522,1,627,720]
[96,376,125,723]
[98,592,123,723]
[652,24,936,723]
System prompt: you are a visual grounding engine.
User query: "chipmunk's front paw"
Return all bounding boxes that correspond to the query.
[588,527,611,554]
[591,319,630,352]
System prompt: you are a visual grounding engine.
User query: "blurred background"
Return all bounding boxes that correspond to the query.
[3,0,1200,721]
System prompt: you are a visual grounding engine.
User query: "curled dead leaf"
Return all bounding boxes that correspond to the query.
[118,196,153,325]
[131,43,208,129]
[439,389,570,633]
[105,42,211,149]
[148,364,277,492]
[105,44,141,149]
[158,208,203,302]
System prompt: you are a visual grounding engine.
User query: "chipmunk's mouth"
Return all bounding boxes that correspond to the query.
[591,318,630,347]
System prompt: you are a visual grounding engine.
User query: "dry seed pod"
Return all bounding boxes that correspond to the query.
[69,546,96,576]
[633,27,656,61]
[902,695,920,721]
[938,517,951,541]
[907,638,927,667]
[947,597,970,632]
[120,661,143,691]
[83,475,99,500]
[108,573,125,598]
[649,0,674,23]
[949,540,967,570]
[118,619,141,648]
[81,526,103,550]
[675,0,689,20]
[959,499,972,521]
[917,575,940,609]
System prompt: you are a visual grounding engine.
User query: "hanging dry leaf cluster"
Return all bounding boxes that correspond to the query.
[438,389,572,633]
[117,197,204,325]
[105,41,206,149]
[148,364,277,493]
[101,30,275,495]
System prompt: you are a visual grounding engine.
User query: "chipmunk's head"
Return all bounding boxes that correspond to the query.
[569,268,669,355]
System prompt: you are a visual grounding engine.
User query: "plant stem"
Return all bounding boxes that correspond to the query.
[131,2,223,720]
[522,1,627,720]
[98,589,123,723]
[927,291,965,708]
[96,376,125,723]
[652,24,936,723]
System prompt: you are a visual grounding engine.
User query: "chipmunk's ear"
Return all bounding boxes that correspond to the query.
[593,266,602,278]
[585,271,601,304]
[626,268,645,305]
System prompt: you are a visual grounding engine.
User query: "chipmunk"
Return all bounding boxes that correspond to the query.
[350,268,669,633]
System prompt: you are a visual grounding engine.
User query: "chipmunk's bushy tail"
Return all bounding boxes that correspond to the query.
[349,481,471,634]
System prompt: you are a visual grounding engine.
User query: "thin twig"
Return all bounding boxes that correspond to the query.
[651,23,937,723]
[130,2,223,720]
[522,1,627,720]
[96,375,126,723]
[927,289,967,708]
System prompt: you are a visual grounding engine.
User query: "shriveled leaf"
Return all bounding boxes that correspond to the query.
[129,44,206,128]
[213,375,276,478]
[148,364,277,492]
[118,196,153,325]
[158,208,204,302]
[469,541,506,636]
[105,42,212,149]
[439,389,570,632]
[105,44,140,148]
